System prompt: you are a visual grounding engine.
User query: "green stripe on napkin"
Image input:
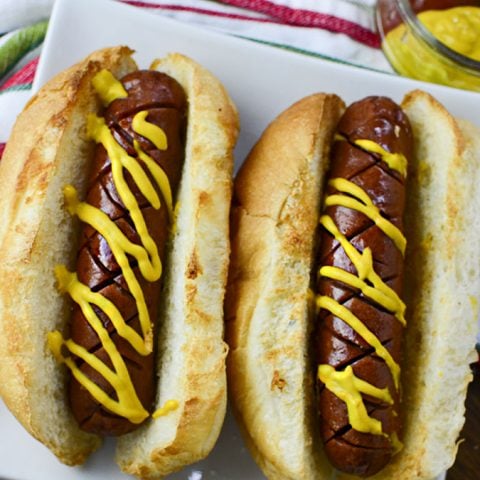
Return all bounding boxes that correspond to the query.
[0,20,48,80]
[0,83,32,94]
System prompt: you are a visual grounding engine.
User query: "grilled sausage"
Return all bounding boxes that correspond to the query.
[315,96,413,476]
[69,70,187,436]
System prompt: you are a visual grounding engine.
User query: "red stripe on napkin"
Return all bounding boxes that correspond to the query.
[1,57,39,91]
[220,0,381,48]
[0,143,6,160]
[121,1,277,22]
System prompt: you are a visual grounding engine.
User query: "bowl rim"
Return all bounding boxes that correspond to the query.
[380,0,480,75]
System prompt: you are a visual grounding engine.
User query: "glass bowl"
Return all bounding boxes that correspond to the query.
[376,0,480,91]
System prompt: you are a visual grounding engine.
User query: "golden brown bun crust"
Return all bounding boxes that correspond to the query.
[370,90,480,480]
[226,90,480,479]
[226,94,345,480]
[0,47,239,476]
[116,53,239,479]
[0,46,136,465]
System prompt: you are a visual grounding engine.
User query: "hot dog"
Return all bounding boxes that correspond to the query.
[226,91,480,479]
[63,68,186,437]
[0,46,238,477]
[53,69,187,438]
[315,96,411,476]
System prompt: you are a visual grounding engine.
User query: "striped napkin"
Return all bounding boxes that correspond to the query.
[0,0,387,152]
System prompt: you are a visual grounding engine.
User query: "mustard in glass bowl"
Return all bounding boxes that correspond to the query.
[376,0,480,91]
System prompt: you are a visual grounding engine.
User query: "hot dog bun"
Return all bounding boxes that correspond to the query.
[225,90,480,479]
[0,46,239,478]
[226,93,345,480]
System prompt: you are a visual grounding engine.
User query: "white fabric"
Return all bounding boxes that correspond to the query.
[0,0,54,33]
[0,0,391,137]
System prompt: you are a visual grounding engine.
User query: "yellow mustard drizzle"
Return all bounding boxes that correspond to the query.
[319,214,406,326]
[318,365,393,435]
[152,399,179,419]
[53,266,149,356]
[48,268,149,423]
[319,265,405,326]
[66,178,160,333]
[133,140,173,222]
[390,432,403,454]
[317,296,401,389]
[133,111,168,150]
[334,134,407,177]
[92,69,128,106]
[353,140,407,178]
[317,140,407,439]
[325,178,406,255]
[48,71,178,424]
[88,114,163,214]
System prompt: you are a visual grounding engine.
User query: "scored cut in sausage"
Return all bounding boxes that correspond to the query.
[315,97,413,476]
[69,70,187,436]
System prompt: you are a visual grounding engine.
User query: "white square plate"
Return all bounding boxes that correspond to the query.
[1,0,474,477]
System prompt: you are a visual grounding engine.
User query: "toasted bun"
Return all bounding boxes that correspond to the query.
[366,90,480,480]
[225,93,345,480]
[0,46,239,476]
[116,53,239,479]
[0,46,136,465]
[225,90,480,480]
